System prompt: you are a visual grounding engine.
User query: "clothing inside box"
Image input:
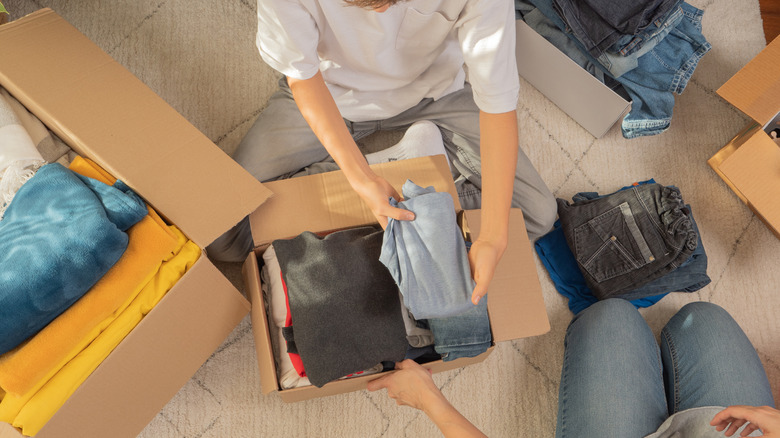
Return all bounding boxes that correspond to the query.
[0,87,200,437]
[254,213,492,390]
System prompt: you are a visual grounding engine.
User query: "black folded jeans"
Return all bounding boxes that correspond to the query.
[557,184,697,300]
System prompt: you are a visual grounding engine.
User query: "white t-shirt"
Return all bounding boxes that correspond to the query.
[255,0,520,121]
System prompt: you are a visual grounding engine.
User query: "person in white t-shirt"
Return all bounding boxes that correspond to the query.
[208,0,557,303]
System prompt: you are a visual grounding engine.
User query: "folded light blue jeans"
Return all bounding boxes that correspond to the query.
[380,180,474,320]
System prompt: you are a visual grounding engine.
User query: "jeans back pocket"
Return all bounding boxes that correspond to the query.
[574,202,656,283]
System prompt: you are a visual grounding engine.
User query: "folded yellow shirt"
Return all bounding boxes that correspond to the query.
[0,157,179,398]
[9,230,200,436]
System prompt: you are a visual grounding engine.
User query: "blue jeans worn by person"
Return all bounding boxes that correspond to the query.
[424,297,491,362]
[525,0,710,139]
[557,183,698,300]
[381,180,474,320]
[552,0,679,59]
[556,299,775,438]
[207,78,556,262]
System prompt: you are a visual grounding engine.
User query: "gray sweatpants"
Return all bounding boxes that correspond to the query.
[208,78,556,262]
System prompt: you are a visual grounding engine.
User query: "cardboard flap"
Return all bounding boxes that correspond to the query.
[719,133,780,233]
[464,209,550,342]
[37,256,250,438]
[515,20,630,138]
[0,9,272,248]
[249,155,457,247]
[717,35,780,126]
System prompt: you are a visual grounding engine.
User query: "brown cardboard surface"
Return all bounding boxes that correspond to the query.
[32,257,250,438]
[0,9,272,248]
[707,123,762,205]
[464,209,550,342]
[277,348,492,403]
[0,423,19,438]
[515,20,631,138]
[717,35,780,126]
[249,155,458,247]
[718,134,780,237]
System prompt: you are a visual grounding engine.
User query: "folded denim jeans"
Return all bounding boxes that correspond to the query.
[552,0,679,59]
[380,180,475,320]
[572,187,710,301]
[525,0,710,138]
[424,297,491,362]
[557,183,698,300]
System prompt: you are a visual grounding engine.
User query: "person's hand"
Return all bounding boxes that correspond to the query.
[353,174,415,229]
[366,359,442,410]
[711,405,780,437]
[468,237,506,305]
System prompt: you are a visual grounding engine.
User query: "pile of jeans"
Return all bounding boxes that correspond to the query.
[535,181,710,313]
[515,0,711,139]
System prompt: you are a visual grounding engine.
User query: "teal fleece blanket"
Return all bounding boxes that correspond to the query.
[0,163,147,354]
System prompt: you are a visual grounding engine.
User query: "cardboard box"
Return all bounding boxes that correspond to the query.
[0,9,272,437]
[708,35,780,239]
[515,20,632,138]
[242,155,551,402]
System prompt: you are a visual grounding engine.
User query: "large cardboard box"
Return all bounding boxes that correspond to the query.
[0,9,272,437]
[242,155,551,402]
[515,20,632,138]
[708,35,780,239]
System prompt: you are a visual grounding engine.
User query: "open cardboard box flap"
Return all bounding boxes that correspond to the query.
[0,8,272,249]
[249,155,458,247]
[717,35,780,127]
[0,9,263,437]
[245,155,549,401]
[710,35,780,239]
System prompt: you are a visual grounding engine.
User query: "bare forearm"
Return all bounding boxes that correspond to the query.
[425,393,487,438]
[286,72,374,187]
[478,110,518,249]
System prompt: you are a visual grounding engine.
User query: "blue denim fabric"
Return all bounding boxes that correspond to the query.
[595,3,684,78]
[619,2,711,138]
[556,300,774,438]
[524,0,710,138]
[517,1,682,79]
[535,221,669,314]
[569,201,709,302]
[551,0,679,59]
[557,183,699,300]
[425,297,491,362]
[380,180,475,319]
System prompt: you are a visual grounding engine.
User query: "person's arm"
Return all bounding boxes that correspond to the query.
[286,72,414,228]
[468,109,518,304]
[711,405,780,437]
[367,360,487,438]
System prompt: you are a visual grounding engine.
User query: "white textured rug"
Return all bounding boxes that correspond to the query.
[7,1,777,437]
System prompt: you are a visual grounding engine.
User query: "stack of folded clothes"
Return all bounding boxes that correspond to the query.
[536,180,710,314]
[515,0,711,138]
[0,88,201,437]
[261,181,492,388]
